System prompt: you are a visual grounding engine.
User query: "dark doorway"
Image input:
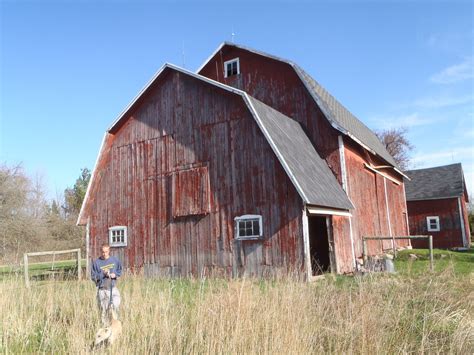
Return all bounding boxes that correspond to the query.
[308,216,331,275]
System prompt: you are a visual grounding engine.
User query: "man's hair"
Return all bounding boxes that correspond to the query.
[101,243,111,249]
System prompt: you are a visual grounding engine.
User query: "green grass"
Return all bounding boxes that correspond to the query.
[394,248,474,275]
[0,259,86,281]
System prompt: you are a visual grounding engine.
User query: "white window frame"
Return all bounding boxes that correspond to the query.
[108,226,128,247]
[224,58,240,78]
[234,214,263,240]
[426,216,440,232]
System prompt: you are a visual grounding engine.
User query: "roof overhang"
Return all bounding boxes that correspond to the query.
[406,195,463,202]
[307,206,352,217]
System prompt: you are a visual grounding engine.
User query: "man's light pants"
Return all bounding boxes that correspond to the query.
[97,287,121,325]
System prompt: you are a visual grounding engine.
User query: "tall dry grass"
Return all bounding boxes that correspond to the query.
[1,270,473,354]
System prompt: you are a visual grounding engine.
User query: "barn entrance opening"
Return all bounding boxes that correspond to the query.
[308,216,331,275]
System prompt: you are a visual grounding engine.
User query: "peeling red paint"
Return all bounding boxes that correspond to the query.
[82,47,412,277]
[200,46,410,273]
[83,70,304,276]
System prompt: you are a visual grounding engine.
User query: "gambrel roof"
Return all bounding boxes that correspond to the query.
[198,42,401,172]
[405,163,468,201]
[293,65,397,167]
[78,64,353,224]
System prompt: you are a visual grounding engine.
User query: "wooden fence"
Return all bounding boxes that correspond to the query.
[362,235,434,271]
[24,248,82,288]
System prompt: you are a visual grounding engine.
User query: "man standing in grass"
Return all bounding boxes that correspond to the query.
[91,243,122,324]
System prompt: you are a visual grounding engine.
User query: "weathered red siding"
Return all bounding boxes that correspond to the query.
[87,70,304,276]
[199,47,343,184]
[200,46,409,270]
[343,139,409,262]
[408,197,469,249]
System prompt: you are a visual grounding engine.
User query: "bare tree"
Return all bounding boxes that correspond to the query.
[0,163,43,263]
[0,163,86,264]
[375,127,414,170]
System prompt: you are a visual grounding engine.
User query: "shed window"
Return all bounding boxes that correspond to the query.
[109,226,128,247]
[426,216,440,232]
[224,58,240,78]
[235,215,263,240]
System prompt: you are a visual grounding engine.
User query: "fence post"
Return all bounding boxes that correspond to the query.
[24,253,29,288]
[428,235,434,272]
[77,249,82,281]
[362,238,368,264]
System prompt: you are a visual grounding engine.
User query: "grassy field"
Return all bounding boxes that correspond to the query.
[0,259,86,281]
[0,252,473,354]
[395,248,474,275]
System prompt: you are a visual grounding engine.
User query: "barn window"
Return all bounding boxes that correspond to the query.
[172,166,210,218]
[108,226,128,247]
[224,58,240,78]
[426,216,440,232]
[235,215,263,240]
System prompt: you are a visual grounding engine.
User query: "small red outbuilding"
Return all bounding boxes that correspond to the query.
[405,163,471,249]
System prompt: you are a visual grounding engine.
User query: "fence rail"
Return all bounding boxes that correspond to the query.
[362,235,433,271]
[24,248,82,287]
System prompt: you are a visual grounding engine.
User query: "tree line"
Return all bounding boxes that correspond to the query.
[0,164,90,265]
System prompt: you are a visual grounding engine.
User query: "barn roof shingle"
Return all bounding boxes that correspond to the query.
[405,163,467,201]
[293,65,398,167]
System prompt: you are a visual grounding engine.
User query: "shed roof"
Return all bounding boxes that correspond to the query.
[247,96,353,210]
[198,42,401,171]
[404,163,468,201]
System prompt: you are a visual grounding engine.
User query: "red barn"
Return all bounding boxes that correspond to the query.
[78,43,410,278]
[405,163,471,249]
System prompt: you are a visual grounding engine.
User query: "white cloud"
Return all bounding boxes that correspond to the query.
[463,128,474,139]
[430,57,474,84]
[370,112,437,130]
[411,147,474,165]
[413,94,473,109]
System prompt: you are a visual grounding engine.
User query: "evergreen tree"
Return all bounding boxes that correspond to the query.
[63,168,91,217]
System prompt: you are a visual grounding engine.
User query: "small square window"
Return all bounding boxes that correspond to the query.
[235,215,263,240]
[108,226,128,247]
[224,58,240,78]
[426,216,440,232]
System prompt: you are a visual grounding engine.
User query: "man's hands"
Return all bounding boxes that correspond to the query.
[103,270,117,279]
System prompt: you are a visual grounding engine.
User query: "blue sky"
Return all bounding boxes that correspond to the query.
[1,0,473,200]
